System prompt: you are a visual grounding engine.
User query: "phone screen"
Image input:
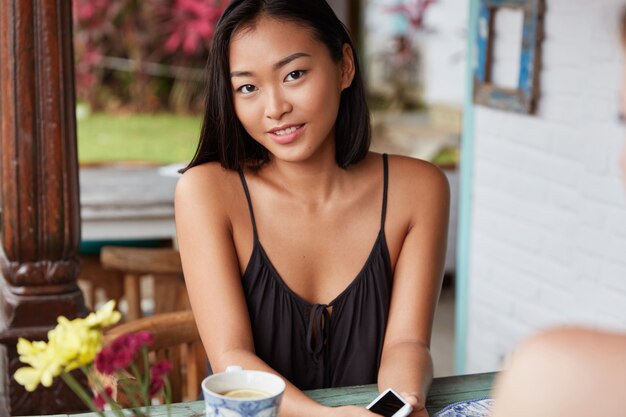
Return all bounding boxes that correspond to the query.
[368,390,406,417]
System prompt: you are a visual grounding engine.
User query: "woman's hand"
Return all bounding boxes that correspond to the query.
[401,392,429,417]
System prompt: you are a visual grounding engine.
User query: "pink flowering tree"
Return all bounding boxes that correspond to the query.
[73,0,227,113]
[154,0,228,112]
[160,0,226,56]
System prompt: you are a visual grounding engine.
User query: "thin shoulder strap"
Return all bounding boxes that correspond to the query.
[381,153,389,231]
[238,170,259,241]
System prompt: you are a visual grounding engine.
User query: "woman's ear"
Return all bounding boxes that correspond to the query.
[340,43,356,90]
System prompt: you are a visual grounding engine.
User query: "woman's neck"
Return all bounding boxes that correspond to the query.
[264,148,349,205]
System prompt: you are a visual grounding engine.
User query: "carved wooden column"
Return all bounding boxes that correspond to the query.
[0,1,88,415]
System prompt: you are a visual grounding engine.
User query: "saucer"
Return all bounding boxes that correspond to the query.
[433,398,494,417]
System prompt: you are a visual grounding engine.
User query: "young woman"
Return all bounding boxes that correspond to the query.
[175,1,449,416]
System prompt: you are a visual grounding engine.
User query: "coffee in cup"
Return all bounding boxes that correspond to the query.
[220,389,271,399]
[202,365,285,417]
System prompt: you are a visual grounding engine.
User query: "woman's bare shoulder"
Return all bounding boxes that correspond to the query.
[175,162,242,216]
[383,153,450,199]
[176,162,239,196]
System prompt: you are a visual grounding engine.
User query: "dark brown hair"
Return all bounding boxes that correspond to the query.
[182,0,370,172]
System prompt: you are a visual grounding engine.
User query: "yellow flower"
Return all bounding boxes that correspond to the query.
[16,338,46,361]
[84,300,122,328]
[14,301,121,392]
[14,367,45,392]
[15,338,64,391]
[49,316,102,371]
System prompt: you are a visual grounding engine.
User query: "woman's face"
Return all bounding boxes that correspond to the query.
[229,16,354,164]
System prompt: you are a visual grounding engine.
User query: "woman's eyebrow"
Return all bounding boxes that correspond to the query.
[230,52,311,78]
[273,52,311,70]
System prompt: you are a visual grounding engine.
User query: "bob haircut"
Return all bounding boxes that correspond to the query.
[183,0,371,172]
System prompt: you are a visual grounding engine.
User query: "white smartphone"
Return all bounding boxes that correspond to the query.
[366,388,413,417]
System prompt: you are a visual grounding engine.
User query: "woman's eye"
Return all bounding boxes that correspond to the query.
[237,84,257,94]
[285,70,305,82]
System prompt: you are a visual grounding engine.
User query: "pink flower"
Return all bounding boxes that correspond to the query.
[72,0,113,26]
[386,0,437,31]
[93,386,113,410]
[161,0,227,55]
[149,360,173,397]
[95,331,154,375]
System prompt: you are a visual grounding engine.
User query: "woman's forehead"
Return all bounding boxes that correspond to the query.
[229,16,323,64]
[231,15,315,41]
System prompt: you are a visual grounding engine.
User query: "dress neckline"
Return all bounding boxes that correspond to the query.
[243,229,390,308]
[238,154,390,308]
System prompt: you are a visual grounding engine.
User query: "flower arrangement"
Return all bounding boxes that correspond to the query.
[14,301,173,416]
[385,0,437,33]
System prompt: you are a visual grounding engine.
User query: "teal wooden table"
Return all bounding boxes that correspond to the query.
[33,372,496,417]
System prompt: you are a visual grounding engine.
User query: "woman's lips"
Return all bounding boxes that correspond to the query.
[267,124,305,144]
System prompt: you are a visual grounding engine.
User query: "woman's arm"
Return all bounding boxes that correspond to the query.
[378,157,450,417]
[175,165,376,417]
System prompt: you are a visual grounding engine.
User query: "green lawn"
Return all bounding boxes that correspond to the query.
[77,112,202,165]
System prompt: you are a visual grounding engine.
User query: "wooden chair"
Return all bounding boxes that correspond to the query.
[100,310,207,404]
[78,254,125,309]
[100,246,189,320]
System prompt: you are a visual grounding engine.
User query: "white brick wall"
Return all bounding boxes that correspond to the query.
[466,0,626,373]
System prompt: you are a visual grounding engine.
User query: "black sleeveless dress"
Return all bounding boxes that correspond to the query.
[237,154,393,390]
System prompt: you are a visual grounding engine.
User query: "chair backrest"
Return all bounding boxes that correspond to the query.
[100,246,183,274]
[100,246,188,320]
[103,310,206,404]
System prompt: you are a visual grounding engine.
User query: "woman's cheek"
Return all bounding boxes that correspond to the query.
[234,99,259,133]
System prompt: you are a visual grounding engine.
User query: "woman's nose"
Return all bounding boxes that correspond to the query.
[264,89,292,120]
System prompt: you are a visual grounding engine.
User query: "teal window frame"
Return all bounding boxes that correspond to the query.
[474,0,544,114]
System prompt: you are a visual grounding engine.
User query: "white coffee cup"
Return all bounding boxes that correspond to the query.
[202,365,286,417]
